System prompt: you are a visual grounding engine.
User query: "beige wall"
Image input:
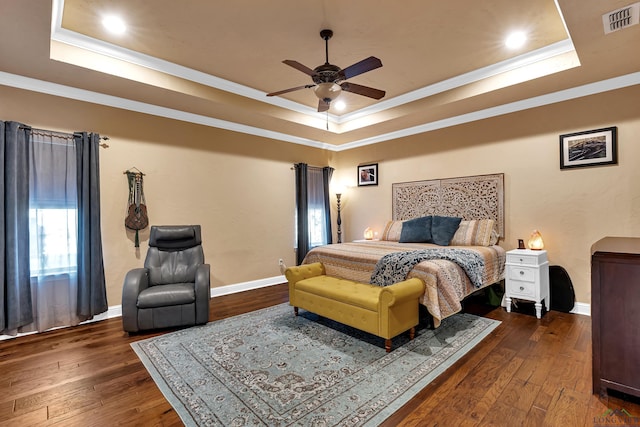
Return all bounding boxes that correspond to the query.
[0,86,329,307]
[2,83,639,309]
[332,85,640,305]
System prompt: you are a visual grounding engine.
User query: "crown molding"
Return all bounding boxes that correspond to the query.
[335,39,576,125]
[0,71,331,149]
[50,0,329,121]
[2,71,639,152]
[6,0,634,150]
[333,72,640,151]
[50,0,577,132]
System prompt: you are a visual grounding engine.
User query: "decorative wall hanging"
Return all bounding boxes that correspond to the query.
[559,126,617,169]
[124,168,148,247]
[358,163,378,186]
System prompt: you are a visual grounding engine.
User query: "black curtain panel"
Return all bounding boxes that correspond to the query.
[322,166,334,245]
[0,121,33,333]
[74,132,108,319]
[294,163,309,265]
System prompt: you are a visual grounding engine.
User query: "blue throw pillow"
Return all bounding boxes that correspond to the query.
[431,216,462,246]
[399,216,432,243]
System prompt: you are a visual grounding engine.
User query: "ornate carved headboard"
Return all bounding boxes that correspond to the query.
[392,173,505,238]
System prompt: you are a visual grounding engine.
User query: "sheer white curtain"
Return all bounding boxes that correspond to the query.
[25,130,82,332]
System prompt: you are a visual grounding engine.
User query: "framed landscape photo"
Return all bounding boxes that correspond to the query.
[358,163,378,186]
[559,127,617,170]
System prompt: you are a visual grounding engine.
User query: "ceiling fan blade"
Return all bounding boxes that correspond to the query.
[317,99,330,112]
[267,84,315,97]
[338,56,383,80]
[283,60,317,77]
[340,82,386,100]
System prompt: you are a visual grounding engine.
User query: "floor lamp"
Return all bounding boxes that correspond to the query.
[336,191,342,243]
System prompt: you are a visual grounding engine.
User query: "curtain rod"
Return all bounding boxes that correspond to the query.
[18,125,110,148]
[290,164,329,170]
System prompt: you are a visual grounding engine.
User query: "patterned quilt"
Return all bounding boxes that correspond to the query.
[303,241,506,327]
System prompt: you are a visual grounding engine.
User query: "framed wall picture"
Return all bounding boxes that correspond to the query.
[559,127,617,169]
[358,163,378,186]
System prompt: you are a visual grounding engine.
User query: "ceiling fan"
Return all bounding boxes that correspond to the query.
[267,29,386,112]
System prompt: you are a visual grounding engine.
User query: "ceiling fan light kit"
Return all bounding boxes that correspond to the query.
[314,82,342,102]
[267,29,386,112]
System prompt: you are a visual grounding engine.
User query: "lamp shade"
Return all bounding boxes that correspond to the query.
[314,82,342,102]
[528,230,545,250]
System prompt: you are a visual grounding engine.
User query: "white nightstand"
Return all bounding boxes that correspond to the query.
[505,249,550,319]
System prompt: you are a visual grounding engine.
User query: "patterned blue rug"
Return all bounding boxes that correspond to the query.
[131,303,500,426]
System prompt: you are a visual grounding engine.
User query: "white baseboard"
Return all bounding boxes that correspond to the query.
[210,275,286,297]
[95,305,122,321]
[500,295,590,316]
[45,290,595,326]
[2,275,590,341]
[0,275,285,341]
[97,275,286,322]
[571,302,591,316]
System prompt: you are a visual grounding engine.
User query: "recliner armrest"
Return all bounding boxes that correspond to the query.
[122,268,150,333]
[194,263,211,325]
[194,263,210,298]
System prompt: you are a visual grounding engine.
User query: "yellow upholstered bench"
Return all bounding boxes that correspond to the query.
[284,262,425,352]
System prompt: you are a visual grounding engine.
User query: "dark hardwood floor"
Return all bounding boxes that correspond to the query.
[1,284,638,426]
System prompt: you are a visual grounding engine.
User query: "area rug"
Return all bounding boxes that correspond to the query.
[131,303,500,426]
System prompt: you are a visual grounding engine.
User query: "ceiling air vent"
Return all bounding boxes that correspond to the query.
[602,2,640,34]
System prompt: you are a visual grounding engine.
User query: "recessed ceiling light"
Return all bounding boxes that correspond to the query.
[505,31,527,49]
[334,100,346,111]
[102,15,126,35]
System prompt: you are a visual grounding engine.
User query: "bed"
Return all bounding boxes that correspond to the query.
[302,173,507,327]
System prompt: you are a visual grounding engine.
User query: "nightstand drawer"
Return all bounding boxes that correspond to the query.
[508,266,535,282]
[507,280,536,298]
[506,254,539,265]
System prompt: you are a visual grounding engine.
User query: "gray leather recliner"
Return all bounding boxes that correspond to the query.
[122,225,210,332]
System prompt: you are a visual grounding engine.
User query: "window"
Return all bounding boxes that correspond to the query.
[29,208,77,276]
[28,131,78,278]
[307,207,327,248]
[1,124,107,334]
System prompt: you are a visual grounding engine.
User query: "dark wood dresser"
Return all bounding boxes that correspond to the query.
[591,237,640,399]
